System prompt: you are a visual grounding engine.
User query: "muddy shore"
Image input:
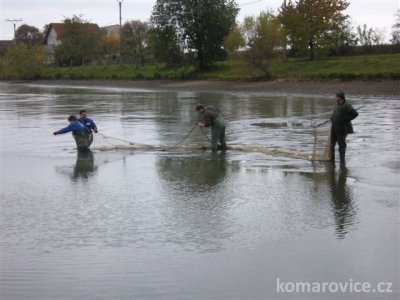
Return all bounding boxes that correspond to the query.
[9,79,400,97]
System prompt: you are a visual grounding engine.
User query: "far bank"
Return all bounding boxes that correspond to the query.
[10,79,400,98]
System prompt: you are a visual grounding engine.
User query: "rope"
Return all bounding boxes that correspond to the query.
[167,124,198,149]
[96,132,135,145]
[199,127,212,142]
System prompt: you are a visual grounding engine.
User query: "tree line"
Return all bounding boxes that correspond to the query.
[1,0,400,79]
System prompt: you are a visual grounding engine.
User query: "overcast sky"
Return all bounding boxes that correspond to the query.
[1,0,399,41]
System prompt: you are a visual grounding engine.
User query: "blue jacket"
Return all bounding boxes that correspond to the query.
[58,121,86,134]
[79,117,97,133]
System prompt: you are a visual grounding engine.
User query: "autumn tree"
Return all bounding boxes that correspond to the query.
[101,34,120,64]
[279,0,350,60]
[15,24,44,47]
[0,44,46,79]
[151,0,238,69]
[121,20,149,66]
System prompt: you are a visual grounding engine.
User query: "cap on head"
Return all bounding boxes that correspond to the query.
[195,104,205,112]
[335,91,345,100]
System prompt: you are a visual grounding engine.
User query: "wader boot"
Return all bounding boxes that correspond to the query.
[73,131,93,153]
[211,116,226,151]
[339,151,346,168]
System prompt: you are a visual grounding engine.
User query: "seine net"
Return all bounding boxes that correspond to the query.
[91,124,332,161]
[92,133,160,151]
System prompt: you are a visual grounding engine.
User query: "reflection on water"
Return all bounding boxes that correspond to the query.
[299,163,357,239]
[73,152,97,180]
[327,165,356,239]
[0,82,399,299]
[157,152,228,188]
[156,153,235,252]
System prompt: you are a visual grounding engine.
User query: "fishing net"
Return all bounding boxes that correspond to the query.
[92,123,332,161]
[92,133,161,151]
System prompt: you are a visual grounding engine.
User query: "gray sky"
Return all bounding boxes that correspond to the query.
[1,0,399,41]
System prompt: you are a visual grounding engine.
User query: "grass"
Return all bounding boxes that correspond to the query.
[39,53,400,81]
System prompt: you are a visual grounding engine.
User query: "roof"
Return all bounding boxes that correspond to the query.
[43,22,101,44]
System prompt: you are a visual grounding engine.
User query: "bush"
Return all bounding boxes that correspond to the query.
[0,44,46,79]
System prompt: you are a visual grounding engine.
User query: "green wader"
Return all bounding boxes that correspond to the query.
[211,115,226,151]
[73,131,93,152]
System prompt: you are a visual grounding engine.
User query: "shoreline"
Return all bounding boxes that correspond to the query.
[6,79,400,97]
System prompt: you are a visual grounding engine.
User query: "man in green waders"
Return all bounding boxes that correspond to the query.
[330,91,359,166]
[195,104,227,151]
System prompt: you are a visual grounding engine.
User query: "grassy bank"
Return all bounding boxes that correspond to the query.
[39,53,400,81]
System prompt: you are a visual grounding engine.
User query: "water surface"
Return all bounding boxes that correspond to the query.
[0,82,399,299]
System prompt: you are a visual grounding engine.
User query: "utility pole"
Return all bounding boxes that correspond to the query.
[116,0,125,65]
[6,19,23,44]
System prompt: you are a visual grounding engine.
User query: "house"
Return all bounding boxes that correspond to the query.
[102,24,120,39]
[43,22,101,64]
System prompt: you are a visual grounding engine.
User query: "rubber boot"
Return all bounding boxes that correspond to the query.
[339,152,346,168]
[330,148,335,163]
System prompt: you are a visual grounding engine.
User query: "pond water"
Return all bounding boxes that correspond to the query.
[0,82,399,299]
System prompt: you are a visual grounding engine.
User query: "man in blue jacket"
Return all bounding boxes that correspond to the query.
[79,110,98,134]
[53,115,93,152]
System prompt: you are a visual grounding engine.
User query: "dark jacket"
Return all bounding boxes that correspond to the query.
[331,100,359,134]
[201,106,223,127]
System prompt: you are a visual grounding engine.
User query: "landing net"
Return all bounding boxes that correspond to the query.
[311,122,332,161]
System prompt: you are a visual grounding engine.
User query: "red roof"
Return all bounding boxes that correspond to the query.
[44,22,101,44]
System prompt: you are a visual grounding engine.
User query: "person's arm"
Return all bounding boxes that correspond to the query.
[345,104,359,121]
[53,122,81,135]
[202,111,213,127]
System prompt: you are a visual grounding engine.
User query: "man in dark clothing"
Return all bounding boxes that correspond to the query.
[195,104,227,151]
[53,115,93,152]
[330,91,359,165]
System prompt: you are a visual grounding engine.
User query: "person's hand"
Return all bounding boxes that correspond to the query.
[53,131,59,135]
[94,129,98,133]
[197,122,205,128]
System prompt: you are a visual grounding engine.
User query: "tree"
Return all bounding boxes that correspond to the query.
[1,44,46,79]
[279,0,350,60]
[241,11,285,76]
[356,24,385,46]
[322,19,357,56]
[101,34,120,64]
[390,10,400,44]
[151,0,238,69]
[15,24,44,47]
[121,20,149,66]
[224,21,245,54]
[55,15,102,66]
[147,26,183,66]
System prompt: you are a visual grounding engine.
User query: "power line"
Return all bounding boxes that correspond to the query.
[239,0,264,6]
